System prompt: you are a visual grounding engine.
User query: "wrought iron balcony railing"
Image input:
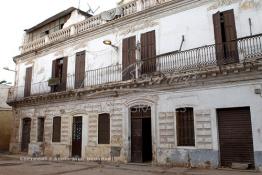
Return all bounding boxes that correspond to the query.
[8,34,262,102]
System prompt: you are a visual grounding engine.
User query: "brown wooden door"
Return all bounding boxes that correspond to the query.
[217,107,254,168]
[131,107,152,163]
[122,36,136,81]
[131,117,143,162]
[24,67,32,97]
[213,10,239,65]
[75,51,85,89]
[21,118,31,152]
[72,116,82,157]
[141,31,156,74]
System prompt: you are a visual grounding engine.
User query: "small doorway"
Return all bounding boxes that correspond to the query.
[21,118,31,152]
[72,116,82,157]
[131,106,152,163]
[217,107,255,168]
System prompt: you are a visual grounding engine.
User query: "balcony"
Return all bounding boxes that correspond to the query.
[8,34,262,103]
[20,0,173,54]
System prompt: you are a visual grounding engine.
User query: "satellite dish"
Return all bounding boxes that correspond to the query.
[101,7,123,21]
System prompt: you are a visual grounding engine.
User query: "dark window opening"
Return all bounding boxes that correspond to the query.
[98,113,110,144]
[51,57,68,92]
[176,107,195,146]
[52,116,61,142]
[37,117,45,142]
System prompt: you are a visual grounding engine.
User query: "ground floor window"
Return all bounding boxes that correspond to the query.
[37,117,45,142]
[176,107,195,146]
[98,113,110,144]
[52,116,61,142]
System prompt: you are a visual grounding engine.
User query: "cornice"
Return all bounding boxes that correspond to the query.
[8,58,262,108]
[14,0,209,63]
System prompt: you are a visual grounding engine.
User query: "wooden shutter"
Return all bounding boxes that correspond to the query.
[223,9,239,63]
[98,113,110,144]
[24,67,32,97]
[213,12,224,65]
[122,36,136,81]
[176,108,195,146]
[60,57,68,91]
[51,60,57,92]
[75,51,86,89]
[37,118,45,142]
[141,31,156,74]
[52,117,61,142]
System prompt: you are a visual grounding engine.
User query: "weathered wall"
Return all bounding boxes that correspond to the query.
[10,80,262,168]
[0,110,12,151]
[16,0,262,94]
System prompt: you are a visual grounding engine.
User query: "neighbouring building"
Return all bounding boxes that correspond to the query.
[7,0,262,170]
[0,84,12,152]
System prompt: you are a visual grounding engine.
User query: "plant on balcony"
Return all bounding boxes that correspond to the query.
[48,77,60,86]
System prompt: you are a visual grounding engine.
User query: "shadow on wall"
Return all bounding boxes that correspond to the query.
[0,110,12,152]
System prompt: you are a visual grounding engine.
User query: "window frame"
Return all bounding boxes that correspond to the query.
[52,116,61,143]
[37,117,45,142]
[176,107,195,147]
[98,113,110,144]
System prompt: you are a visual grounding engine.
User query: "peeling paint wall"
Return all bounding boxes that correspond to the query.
[9,81,262,168]
[16,0,262,91]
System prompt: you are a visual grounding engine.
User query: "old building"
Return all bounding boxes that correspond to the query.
[7,0,262,170]
[0,84,12,152]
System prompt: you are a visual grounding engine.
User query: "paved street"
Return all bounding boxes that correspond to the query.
[0,154,261,175]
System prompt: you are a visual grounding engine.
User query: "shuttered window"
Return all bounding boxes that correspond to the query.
[75,51,86,89]
[176,108,195,146]
[122,36,136,81]
[140,30,156,74]
[98,113,110,144]
[52,116,61,142]
[213,9,238,65]
[24,67,32,97]
[37,117,45,142]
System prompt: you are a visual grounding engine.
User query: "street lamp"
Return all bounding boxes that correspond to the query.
[0,80,11,85]
[3,67,16,72]
[103,40,118,51]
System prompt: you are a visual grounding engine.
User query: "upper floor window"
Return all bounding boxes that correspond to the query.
[176,107,195,146]
[51,57,68,92]
[75,51,86,89]
[213,9,239,65]
[52,116,61,142]
[98,113,110,144]
[24,67,32,97]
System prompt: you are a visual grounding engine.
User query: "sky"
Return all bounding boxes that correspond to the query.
[0,0,117,85]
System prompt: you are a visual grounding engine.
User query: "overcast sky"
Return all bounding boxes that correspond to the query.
[0,0,117,85]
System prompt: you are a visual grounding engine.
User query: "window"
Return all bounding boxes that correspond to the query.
[98,113,110,144]
[51,57,68,92]
[176,108,195,146]
[52,117,61,142]
[24,67,32,97]
[37,117,45,142]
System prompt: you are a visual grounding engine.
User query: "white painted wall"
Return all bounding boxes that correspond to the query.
[16,0,262,93]
[157,81,262,152]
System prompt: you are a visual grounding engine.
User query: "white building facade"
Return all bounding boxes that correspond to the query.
[8,0,262,170]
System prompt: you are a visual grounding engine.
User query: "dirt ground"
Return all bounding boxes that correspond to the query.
[0,154,261,175]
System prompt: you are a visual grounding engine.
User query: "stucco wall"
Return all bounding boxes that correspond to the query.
[16,0,262,92]
[10,80,262,168]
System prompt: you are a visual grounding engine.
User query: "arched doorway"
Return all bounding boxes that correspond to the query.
[21,118,31,152]
[130,105,152,163]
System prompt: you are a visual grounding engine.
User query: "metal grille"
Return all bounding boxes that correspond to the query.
[37,117,45,142]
